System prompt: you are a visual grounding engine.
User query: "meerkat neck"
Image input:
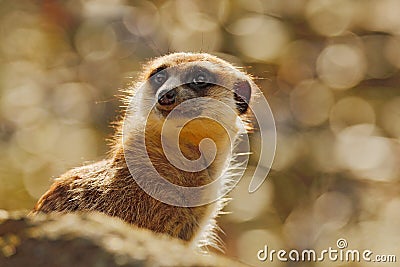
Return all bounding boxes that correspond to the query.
[113,118,233,188]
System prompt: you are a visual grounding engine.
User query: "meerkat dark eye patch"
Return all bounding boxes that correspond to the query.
[149,65,168,89]
[184,66,216,90]
[233,80,251,114]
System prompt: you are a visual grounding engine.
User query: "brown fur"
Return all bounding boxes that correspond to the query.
[33,53,254,247]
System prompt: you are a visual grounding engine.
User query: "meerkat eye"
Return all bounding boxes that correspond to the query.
[149,65,168,89]
[153,72,168,85]
[188,72,211,89]
[193,73,207,84]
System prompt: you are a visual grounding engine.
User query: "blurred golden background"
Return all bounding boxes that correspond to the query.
[0,0,399,266]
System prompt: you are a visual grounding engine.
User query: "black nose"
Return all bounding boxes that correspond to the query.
[158,89,176,106]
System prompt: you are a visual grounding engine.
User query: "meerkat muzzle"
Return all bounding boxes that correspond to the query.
[157,88,177,107]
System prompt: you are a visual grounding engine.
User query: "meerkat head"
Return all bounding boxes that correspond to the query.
[145,53,252,115]
[129,53,253,137]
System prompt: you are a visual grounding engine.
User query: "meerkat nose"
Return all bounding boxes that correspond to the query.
[157,88,177,106]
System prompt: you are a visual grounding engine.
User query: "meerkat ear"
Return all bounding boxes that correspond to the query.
[233,80,252,114]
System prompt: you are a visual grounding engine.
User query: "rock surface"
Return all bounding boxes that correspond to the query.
[0,210,247,267]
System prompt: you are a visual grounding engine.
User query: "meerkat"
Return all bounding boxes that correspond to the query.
[33,52,254,248]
